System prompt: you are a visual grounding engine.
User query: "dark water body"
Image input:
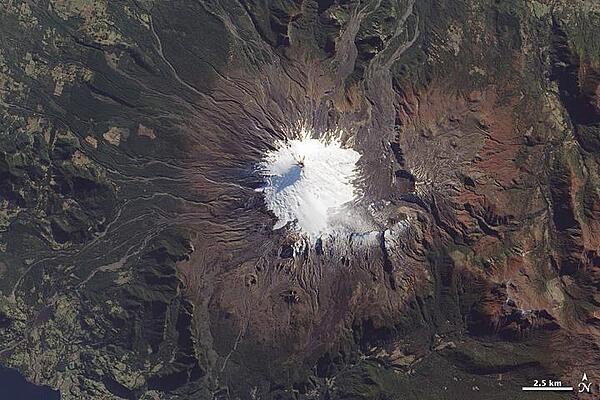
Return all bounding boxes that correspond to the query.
[0,365,60,400]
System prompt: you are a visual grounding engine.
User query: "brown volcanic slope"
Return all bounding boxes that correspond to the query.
[0,0,600,399]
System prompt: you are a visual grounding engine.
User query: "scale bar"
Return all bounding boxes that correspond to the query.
[522,387,573,391]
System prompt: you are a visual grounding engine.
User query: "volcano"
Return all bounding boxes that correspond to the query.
[1,1,600,399]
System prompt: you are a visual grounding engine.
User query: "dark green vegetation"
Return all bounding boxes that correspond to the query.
[1,0,600,399]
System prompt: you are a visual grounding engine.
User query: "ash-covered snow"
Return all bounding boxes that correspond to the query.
[258,132,361,239]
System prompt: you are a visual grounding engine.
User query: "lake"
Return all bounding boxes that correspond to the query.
[0,365,60,400]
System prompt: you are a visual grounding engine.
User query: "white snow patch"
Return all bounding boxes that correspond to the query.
[258,133,361,239]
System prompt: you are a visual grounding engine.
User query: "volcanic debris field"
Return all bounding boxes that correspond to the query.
[1,0,600,399]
